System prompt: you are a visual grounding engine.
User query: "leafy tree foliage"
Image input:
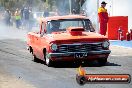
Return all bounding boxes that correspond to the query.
[0,0,85,13]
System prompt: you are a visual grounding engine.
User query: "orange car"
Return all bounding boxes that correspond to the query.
[27,15,111,66]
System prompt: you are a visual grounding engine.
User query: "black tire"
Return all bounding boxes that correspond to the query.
[75,61,82,67]
[44,51,53,67]
[98,58,107,66]
[29,47,39,62]
[29,46,33,54]
[32,54,39,62]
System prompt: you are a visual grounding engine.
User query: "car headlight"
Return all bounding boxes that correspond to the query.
[51,44,58,51]
[102,41,110,48]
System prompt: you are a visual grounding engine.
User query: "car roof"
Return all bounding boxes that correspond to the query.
[39,15,89,22]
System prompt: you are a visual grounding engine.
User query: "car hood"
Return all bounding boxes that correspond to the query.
[45,32,108,43]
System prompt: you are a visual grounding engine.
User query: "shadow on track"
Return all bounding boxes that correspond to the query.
[33,59,121,68]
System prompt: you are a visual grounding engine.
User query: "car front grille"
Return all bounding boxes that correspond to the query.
[58,43,103,53]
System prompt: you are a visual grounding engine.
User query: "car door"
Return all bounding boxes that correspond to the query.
[35,22,47,60]
[32,22,43,59]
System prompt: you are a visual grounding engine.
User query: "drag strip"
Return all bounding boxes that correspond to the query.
[0,39,132,88]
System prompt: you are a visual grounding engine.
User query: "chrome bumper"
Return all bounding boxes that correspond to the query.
[48,50,111,57]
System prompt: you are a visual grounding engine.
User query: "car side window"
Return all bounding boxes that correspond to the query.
[89,21,95,32]
[46,22,51,34]
[84,20,95,32]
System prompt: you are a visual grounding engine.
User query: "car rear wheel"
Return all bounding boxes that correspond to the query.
[29,47,39,62]
[32,54,39,62]
[98,58,107,66]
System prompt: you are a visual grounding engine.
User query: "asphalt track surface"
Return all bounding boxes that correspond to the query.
[0,27,132,88]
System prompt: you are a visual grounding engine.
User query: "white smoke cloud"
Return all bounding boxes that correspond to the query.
[82,0,98,32]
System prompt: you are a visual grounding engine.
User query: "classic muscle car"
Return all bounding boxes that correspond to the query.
[27,15,111,66]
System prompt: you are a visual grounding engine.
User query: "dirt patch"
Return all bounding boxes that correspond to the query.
[0,69,36,88]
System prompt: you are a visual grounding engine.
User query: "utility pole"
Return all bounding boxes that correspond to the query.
[69,0,71,14]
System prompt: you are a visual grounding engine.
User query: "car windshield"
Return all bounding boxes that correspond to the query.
[46,19,95,34]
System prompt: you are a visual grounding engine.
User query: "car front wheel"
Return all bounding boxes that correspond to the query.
[45,51,53,67]
[98,58,107,66]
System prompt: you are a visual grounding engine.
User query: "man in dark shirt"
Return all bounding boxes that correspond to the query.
[43,7,49,17]
[23,7,30,29]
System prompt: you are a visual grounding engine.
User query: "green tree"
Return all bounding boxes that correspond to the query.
[0,0,86,13]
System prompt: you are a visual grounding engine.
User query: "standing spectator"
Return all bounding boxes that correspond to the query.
[23,7,30,29]
[10,12,13,26]
[54,8,61,16]
[72,9,76,14]
[20,7,25,29]
[29,8,34,32]
[14,8,21,29]
[80,9,86,16]
[43,7,49,17]
[21,7,24,20]
[98,1,109,36]
[4,9,11,26]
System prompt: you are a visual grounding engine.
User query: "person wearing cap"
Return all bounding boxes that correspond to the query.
[98,1,109,36]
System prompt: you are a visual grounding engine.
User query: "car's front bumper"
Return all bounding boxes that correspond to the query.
[48,50,111,59]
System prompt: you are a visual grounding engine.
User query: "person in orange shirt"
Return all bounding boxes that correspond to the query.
[98,1,109,36]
